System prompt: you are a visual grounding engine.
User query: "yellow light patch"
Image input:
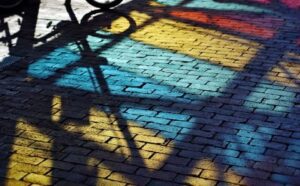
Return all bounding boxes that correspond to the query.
[223,171,242,184]
[51,95,62,122]
[107,11,152,34]
[201,169,242,184]
[183,175,216,186]
[16,118,52,143]
[4,169,27,181]
[108,11,261,71]
[148,1,166,7]
[89,107,116,124]
[267,53,300,88]
[90,107,173,169]
[195,158,218,171]
[197,159,241,183]
[105,171,133,185]
[6,119,54,185]
[16,107,175,177]
[14,119,51,153]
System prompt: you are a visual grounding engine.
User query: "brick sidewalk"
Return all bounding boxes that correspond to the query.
[0,0,300,185]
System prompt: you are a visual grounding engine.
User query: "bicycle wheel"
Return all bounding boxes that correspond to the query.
[0,0,24,9]
[86,0,122,9]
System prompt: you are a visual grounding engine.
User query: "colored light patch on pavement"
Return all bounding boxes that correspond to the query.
[267,54,300,88]
[51,95,62,122]
[28,20,296,114]
[154,0,273,13]
[154,0,183,6]
[170,10,276,39]
[28,32,237,99]
[107,11,261,71]
[28,47,80,79]
[89,108,172,169]
[28,12,296,141]
[86,36,114,51]
[268,67,299,88]
[28,37,295,144]
[97,36,236,97]
[55,107,173,170]
[195,159,242,183]
[56,67,102,93]
[27,39,233,140]
[243,80,296,113]
[54,64,207,135]
[7,119,53,185]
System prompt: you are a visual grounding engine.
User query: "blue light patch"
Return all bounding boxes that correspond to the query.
[56,67,102,93]
[28,46,80,79]
[155,0,273,13]
[244,80,295,114]
[155,0,184,6]
[98,37,235,100]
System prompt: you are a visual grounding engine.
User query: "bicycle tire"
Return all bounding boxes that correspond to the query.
[85,0,122,9]
[0,0,24,9]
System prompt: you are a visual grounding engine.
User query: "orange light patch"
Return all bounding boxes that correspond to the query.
[170,10,276,39]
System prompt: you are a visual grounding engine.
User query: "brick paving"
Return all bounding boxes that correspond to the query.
[0,0,300,185]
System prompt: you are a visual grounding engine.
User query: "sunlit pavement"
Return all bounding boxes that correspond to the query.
[0,0,300,185]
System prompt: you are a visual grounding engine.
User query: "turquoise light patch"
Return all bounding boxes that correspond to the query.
[244,80,296,113]
[155,0,183,6]
[28,46,80,79]
[99,37,235,99]
[155,0,273,13]
[56,67,102,93]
